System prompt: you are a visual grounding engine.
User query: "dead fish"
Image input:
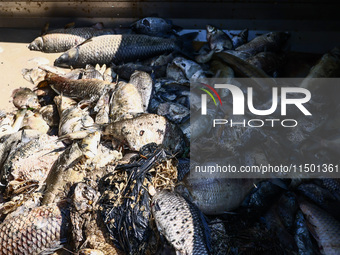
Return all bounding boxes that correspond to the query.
[11,87,40,109]
[110,81,144,122]
[22,67,54,85]
[111,62,155,80]
[54,33,198,68]
[0,203,69,254]
[54,95,94,139]
[157,102,190,124]
[63,64,104,81]
[166,62,188,83]
[94,91,111,124]
[0,109,27,138]
[42,142,84,205]
[0,130,41,173]
[131,17,181,37]
[294,210,317,255]
[173,57,206,80]
[39,104,59,127]
[299,200,340,255]
[22,110,50,134]
[151,189,211,254]
[178,168,257,215]
[231,28,248,48]
[215,52,276,96]
[103,65,117,83]
[222,50,252,60]
[246,51,285,75]
[80,131,101,159]
[206,25,233,51]
[264,204,298,253]
[71,183,124,255]
[235,32,290,56]
[129,70,153,111]
[28,22,115,53]
[1,133,65,186]
[300,47,340,90]
[38,73,115,102]
[101,113,185,154]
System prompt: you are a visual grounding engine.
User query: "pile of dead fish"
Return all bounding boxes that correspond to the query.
[0,17,339,255]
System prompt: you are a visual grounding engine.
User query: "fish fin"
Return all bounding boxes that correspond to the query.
[172,24,183,33]
[239,28,249,41]
[41,22,49,35]
[175,32,199,59]
[77,37,94,47]
[92,22,104,30]
[36,80,49,89]
[64,22,75,29]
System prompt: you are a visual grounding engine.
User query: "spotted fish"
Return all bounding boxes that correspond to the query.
[151,189,211,255]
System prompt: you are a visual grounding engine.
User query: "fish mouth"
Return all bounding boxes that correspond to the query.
[54,48,79,68]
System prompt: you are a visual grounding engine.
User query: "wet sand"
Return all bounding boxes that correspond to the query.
[0,29,61,112]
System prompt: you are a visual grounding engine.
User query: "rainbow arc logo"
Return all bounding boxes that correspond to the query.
[200,83,222,115]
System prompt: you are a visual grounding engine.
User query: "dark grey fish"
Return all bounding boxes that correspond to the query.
[231,28,248,48]
[206,25,233,51]
[54,33,197,68]
[236,32,290,56]
[294,210,317,255]
[131,17,181,37]
[28,23,115,53]
[152,189,211,255]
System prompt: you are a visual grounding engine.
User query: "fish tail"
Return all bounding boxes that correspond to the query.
[175,32,198,59]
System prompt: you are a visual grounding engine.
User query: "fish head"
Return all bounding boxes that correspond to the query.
[72,183,99,213]
[54,47,79,68]
[28,37,44,51]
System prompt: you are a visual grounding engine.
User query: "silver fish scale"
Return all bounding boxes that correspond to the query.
[60,35,177,67]
[39,27,113,53]
[0,204,68,255]
[152,190,211,255]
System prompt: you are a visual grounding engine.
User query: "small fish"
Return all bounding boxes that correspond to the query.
[37,73,115,102]
[101,113,185,154]
[129,70,153,111]
[173,57,206,80]
[235,32,290,56]
[152,189,211,255]
[206,25,233,51]
[110,81,144,122]
[28,22,115,53]
[300,200,340,255]
[231,28,248,48]
[11,87,40,110]
[54,95,94,139]
[54,33,197,68]
[131,17,181,37]
[0,203,69,254]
